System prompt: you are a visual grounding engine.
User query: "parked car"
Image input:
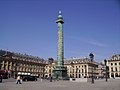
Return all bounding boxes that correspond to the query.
[22,75,37,81]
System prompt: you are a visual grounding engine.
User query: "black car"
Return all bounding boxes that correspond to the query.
[22,75,37,81]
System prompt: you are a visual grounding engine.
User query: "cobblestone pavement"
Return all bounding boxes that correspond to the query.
[0,79,120,90]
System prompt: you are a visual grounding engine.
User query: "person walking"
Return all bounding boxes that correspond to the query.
[16,75,22,84]
[50,76,52,82]
[40,77,43,82]
[0,75,3,83]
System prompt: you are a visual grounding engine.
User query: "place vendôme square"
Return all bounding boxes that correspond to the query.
[0,0,120,90]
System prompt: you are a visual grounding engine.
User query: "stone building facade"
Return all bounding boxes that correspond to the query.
[0,50,46,78]
[107,54,120,78]
[96,63,106,78]
[45,57,99,78]
[64,58,98,78]
[1,49,110,79]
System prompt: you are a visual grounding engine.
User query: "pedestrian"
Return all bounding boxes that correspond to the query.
[16,75,22,84]
[20,76,22,84]
[40,77,43,82]
[50,76,52,82]
[0,75,2,83]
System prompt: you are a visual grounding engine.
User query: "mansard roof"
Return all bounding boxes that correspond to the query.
[108,54,120,61]
[64,57,97,65]
[0,49,46,64]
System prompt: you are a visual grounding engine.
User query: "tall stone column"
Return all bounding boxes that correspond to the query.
[52,11,67,80]
[56,11,64,67]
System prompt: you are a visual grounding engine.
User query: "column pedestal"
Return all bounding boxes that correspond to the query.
[52,66,68,80]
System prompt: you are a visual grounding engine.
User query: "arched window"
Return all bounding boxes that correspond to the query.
[111,73,114,78]
[115,73,118,77]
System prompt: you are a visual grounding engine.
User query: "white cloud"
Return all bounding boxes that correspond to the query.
[68,36,108,47]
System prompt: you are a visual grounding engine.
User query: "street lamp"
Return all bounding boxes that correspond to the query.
[89,53,94,84]
[104,59,107,82]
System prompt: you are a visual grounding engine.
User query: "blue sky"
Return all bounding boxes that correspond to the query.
[0,0,120,62]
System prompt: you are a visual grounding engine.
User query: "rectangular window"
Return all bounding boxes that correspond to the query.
[111,63,113,66]
[115,67,117,71]
[76,74,77,78]
[111,67,113,71]
[82,69,84,73]
[73,74,74,78]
